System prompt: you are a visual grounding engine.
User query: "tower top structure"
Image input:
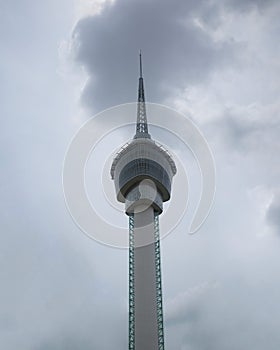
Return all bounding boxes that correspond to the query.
[110,53,176,214]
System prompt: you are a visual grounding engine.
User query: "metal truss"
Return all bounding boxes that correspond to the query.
[154,212,165,350]
[129,214,135,350]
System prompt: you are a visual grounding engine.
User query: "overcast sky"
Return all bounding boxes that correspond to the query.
[1,0,280,349]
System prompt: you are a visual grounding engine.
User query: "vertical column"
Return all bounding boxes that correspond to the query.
[133,206,159,350]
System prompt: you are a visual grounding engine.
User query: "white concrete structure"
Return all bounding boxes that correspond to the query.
[111,53,176,350]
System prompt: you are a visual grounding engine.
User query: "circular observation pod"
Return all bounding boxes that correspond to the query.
[110,138,177,213]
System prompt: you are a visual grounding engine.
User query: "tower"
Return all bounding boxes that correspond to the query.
[110,53,177,350]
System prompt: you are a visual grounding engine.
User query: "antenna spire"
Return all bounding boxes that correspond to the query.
[139,50,143,78]
[134,51,151,139]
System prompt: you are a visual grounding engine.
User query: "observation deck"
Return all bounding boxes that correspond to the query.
[110,137,176,214]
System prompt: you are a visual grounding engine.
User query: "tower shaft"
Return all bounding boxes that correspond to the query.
[129,208,164,350]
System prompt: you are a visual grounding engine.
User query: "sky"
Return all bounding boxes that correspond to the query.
[1,0,280,349]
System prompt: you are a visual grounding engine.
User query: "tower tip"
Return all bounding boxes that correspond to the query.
[139,50,143,78]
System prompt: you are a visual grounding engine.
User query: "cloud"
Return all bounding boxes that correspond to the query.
[210,103,280,156]
[165,282,219,326]
[225,0,279,12]
[266,191,280,234]
[71,0,242,112]
[165,273,280,350]
[162,1,280,239]
[2,0,280,349]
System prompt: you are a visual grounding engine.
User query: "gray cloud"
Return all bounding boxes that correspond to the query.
[165,272,280,350]
[1,0,280,349]
[210,106,280,155]
[72,0,241,112]
[0,207,127,350]
[166,282,218,326]
[225,0,278,11]
[266,192,280,234]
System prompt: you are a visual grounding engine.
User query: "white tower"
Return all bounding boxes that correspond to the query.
[110,53,177,350]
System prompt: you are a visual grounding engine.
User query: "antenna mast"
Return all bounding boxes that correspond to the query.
[134,51,150,139]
